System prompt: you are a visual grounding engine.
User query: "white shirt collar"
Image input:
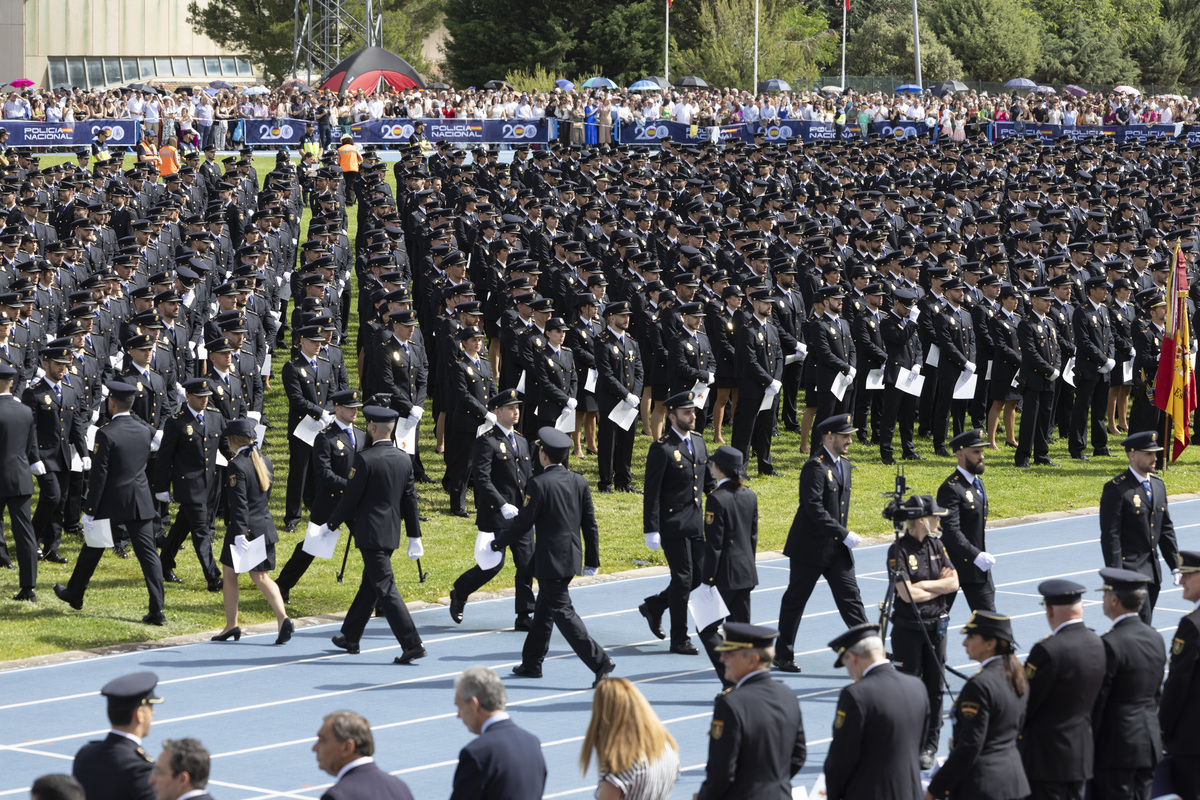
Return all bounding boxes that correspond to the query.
[861,659,888,678]
[1109,612,1140,628]
[735,668,768,689]
[716,477,729,489]
[109,729,142,746]
[175,791,208,800]
[112,411,131,419]
[335,756,374,782]
[978,655,1003,669]
[479,711,510,734]
[957,466,979,485]
[1128,466,1152,483]
[671,427,690,443]
[823,446,841,465]
[1052,617,1084,635]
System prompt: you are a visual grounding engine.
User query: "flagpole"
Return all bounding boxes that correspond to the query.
[665,0,670,84]
[753,0,760,92]
[841,0,847,90]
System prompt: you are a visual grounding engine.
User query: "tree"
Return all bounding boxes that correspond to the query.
[574,0,664,86]
[927,0,1041,81]
[1162,0,1200,84]
[845,12,963,81]
[442,0,576,87]
[1132,19,1186,86]
[1037,16,1138,84]
[187,0,298,83]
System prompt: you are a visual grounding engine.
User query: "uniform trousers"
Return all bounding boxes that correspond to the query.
[521,576,610,673]
[891,619,947,751]
[699,586,751,683]
[452,538,536,616]
[947,576,996,613]
[66,518,164,614]
[159,501,219,583]
[776,548,867,661]
[1090,767,1153,800]
[63,471,85,534]
[442,428,475,514]
[33,470,68,555]
[1069,376,1109,455]
[812,386,853,454]
[932,369,968,449]
[1016,387,1054,462]
[284,438,314,524]
[1160,754,1200,800]
[879,383,918,460]
[780,361,802,429]
[597,413,635,489]
[732,392,776,472]
[1,493,36,588]
[342,547,421,649]
[642,535,704,644]
[1029,780,1085,800]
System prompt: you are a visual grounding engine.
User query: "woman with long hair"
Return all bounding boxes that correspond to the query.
[212,418,292,644]
[580,678,680,800]
[924,611,1030,800]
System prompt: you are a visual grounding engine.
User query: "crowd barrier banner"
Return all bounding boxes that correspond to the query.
[0,119,140,148]
[615,119,931,145]
[243,117,552,146]
[992,120,1199,144]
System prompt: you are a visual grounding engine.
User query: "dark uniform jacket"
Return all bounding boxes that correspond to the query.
[933,304,977,372]
[447,354,495,432]
[595,328,643,411]
[320,760,415,800]
[1092,615,1165,769]
[696,670,806,800]
[23,376,87,471]
[1099,468,1178,585]
[702,482,758,590]
[811,312,854,391]
[379,334,427,416]
[85,414,156,522]
[881,311,921,381]
[118,363,171,429]
[224,449,278,544]
[668,327,715,394]
[1017,313,1061,390]
[0,395,36,497]
[448,717,547,800]
[72,731,155,800]
[495,464,598,580]
[783,448,852,569]
[327,441,422,551]
[1160,606,1200,756]
[823,661,927,800]
[533,345,576,418]
[282,354,333,434]
[309,422,364,525]
[927,658,1030,800]
[153,406,226,504]
[1073,301,1115,380]
[937,469,990,586]
[471,425,532,533]
[644,428,711,540]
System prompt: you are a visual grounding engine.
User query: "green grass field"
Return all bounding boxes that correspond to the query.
[3,154,1199,662]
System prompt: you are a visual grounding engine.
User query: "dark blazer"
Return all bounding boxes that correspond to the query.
[937,468,989,586]
[823,662,928,800]
[933,304,977,371]
[472,426,533,533]
[23,375,87,471]
[327,441,422,551]
[736,315,784,397]
[1099,469,1178,585]
[448,355,496,433]
[702,481,758,590]
[204,368,249,421]
[595,328,643,411]
[309,422,364,525]
[0,395,36,497]
[880,311,921,382]
[696,670,806,800]
[224,448,278,544]
[988,310,1022,390]
[643,428,712,540]
[153,407,226,503]
[378,335,427,417]
[1072,301,1114,380]
[782,449,852,569]
[118,363,171,429]
[668,327,716,394]
[320,760,415,800]
[1160,607,1200,756]
[495,464,598,580]
[1017,313,1061,391]
[449,717,547,800]
[282,354,333,435]
[851,309,887,373]
[811,312,855,390]
[927,658,1030,800]
[85,414,156,522]
[73,731,155,800]
[1020,621,1106,782]
[1092,615,1165,769]
[533,346,577,418]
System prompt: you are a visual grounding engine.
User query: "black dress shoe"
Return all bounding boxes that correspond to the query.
[1,562,15,571]
[881,456,896,465]
[449,589,464,624]
[12,588,35,601]
[592,662,615,687]
[669,640,699,655]
[1015,459,1031,468]
[638,602,666,640]
[285,520,299,534]
[53,583,82,610]
[511,663,542,678]
[1072,453,1091,462]
[902,452,926,461]
[1093,448,1111,457]
[772,658,801,673]
[418,514,430,522]
[1034,457,1058,466]
[142,612,167,626]
[394,644,427,664]
[933,447,952,457]
[513,615,532,631]
[599,485,615,494]
[617,484,643,494]
[757,466,785,477]
[275,618,294,644]
[163,569,183,584]
[450,509,470,518]
[42,551,68,564]
[415,474,434,484]
[113,544,129,559]
[331,634,360,654]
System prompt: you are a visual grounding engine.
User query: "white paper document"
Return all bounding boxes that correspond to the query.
[230,534,268,573]
[1122,360,1133,383]
[831,371,854,401]
[69,452,83,473]
[925,344,940,367]
[554,407,576,433]
[83,517,113,548]
[292,415,324,446]
[255,424,267,448]
[984,360,993,381]
[688,583,730,631]
[301,522,339,559]
[1062,356,1076,387]
[474,531,502,570]
[584,368,598,393]
[690,379,712,408]
[396,415,419,452]
[215,450,228,467]
[86,425,99,452]
[896,366,925,397]
[515,371,526,395]
[607,402,639,430]
[865,368,885,391]
[953,370,978,400]
[758,389,777,413]
[476,420,495,438]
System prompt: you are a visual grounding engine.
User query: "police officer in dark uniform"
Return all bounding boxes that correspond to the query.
[775,415,869,672]
[444,325,496,516]
[493,427,614,687]
[1090,567,1166,800]
[824,622,928,800]
[449,390,535,628]
[879,287,923,464]
[639,391,714,654]
[274,389,363,604]
[926,611,1030,800]
[1070,276,1116,461]
[1098,430,1178,624]
[888,494,959,769]
[73,671,163,800]
[1015,286,1061,468]
[1160,550,1200,800]
[153,378,227,592]
[1020,580,1106,800]
[0,363,39,600]
[695,623,806,800]
[937,429,997,612]
[281,324,334,532]
[325,406,426,665]
[595,301,643,493]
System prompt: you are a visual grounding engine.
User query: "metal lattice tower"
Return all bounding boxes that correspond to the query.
[292,0,383,82]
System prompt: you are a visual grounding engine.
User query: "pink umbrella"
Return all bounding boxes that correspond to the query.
[1064,85,1087,97]
[1113,85,1141,96]
[8,79,33,89]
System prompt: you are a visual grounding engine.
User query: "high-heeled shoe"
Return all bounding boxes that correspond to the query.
[275,618,294,645]
[212,627,241,642]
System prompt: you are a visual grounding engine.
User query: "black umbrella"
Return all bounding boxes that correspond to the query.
[642,76,669,89]
[758,78,792,92]
[209,80,235,90]
[931,80,968,94]
[673,75,708,88]
[319,47,426,93]
[175,85,194,95]
[427,81,451,90]
[484,79,514,90]
[52,83,74,92]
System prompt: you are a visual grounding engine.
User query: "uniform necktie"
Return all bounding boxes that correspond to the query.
[309,358,317,371]
[348,427,355,449]
[508,431,516,450]
[53,383,61,402]
[196,412,204,431]
[974,476,985,504]
[1142,479,1152,502]
[685,436,693,457]
[835,458,843,482]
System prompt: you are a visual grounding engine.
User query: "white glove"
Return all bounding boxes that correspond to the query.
[319,411,335,426]
[150,430,163,453]
[911,364,922,375]
[154,491,171,503]
[768,379,782,395]
[964,361,976,374]
[81,456,92,471]
[407,537,424,560]
[91,409,100,423]
[1102,358,1116,374]
[31,461,46,476]
[566,397,578,410]
[485,411,498,425]
[623,393,639,408]
[583,566,598,577]
[1049,369,1061,382]
[843,531,862,550]
[82,514,94,529]
[410,406,424,420]
[645,532,661,550]
[247,410,261,422]
[1131,349,1137,359]
[500,503,519,520]
[973,551,997,572]
[847,367,857,381]
[100,384,109,399]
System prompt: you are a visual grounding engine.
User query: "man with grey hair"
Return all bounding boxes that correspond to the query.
[313,710,413,800]
[149,738,213,800]
[451,667,546,800]
[823,623,927,799]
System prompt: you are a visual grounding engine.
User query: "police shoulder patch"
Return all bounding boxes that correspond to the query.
[1174,638,1185,656]
[710,720,724,739]
[1025,663,1037,680]
[834,710,846,729]
[959,701,980,719]
[228,474,236,487]
[705,511,714,524]
[348,467,356,479]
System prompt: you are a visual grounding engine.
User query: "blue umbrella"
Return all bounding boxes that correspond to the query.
[629,80,661,91]
[555,78,575,91]
[895,84,923,93]
[1003,77,1036,89]
[581,77,617,89]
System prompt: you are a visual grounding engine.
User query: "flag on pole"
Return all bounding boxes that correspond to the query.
[1154,242,1196,462]
[845,0,850,8]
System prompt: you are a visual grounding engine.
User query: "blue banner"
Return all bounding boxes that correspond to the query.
[615,119,932,145]
[243,117,551,146]
[992,121,1198,145]
[0,119,140,149]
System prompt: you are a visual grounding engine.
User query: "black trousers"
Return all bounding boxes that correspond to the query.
[1069,376,1109,455]
[642,535,704,644]
[1159,754,1200,800]
[947,576,996,614]
[275,541,316,597]
[891,620,946,751]
[597,411,635,488]
[1,494,36,589]
[32,470,67,555]
[341,547,421,649]
[67,518,163,615]
[853,381,883,443]
[443,427,476,514]
[932,368,968,449]
[1055,380,1074,438]
[733,392,776,471]
[521,576,610,674]
[1029,780,1085,800]
[284,438,313,524]
[1090,766,1153,800]
[776,548,868,660]
[700,585,752,683]
[1016,387,1054,462]
[453,538,536,616]
[1139,577,1161,626]
[159,500,220,583]
[813,385,853,453]
[63,470,85,533]
[780,361,802,429]
[879,383,918,460]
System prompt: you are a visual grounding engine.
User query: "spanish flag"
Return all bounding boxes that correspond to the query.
[1154,242,1197,462]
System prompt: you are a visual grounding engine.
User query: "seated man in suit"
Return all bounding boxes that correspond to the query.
[450,666,547,800]
[313,710,414,800]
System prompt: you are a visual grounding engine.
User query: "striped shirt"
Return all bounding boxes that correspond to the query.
[598,747,680,800]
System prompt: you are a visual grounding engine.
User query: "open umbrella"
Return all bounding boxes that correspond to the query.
[758,79,792,92]
[581,77,617,89]
[642,76,669,89]
[820,85,844,94]
[321,47,426,93]
[243,86,270,95]
[895,84,923,93]
[175,85,194,95]
[484,79,513,90]
[427,81,451,90]
[1034,85,1055,94]
[555,79,576,91]
[1065,85,1087,97]
[1003,77,1036,89]
[931,80,968,94]
[52,82,73,92]
[280,78,310,94]
[673,75,708,88]
[628,80,660,91]
[210,80,235,90]
[1114,85,1141,96]
[8,79,34,89]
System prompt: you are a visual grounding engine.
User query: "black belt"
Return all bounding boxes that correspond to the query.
[892,616,945,631]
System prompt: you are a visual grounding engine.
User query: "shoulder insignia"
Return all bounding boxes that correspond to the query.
[834,710,846,729]
[524,493,531,504]
[228,474,236,487]
[1025,662,1037,680]
[93,441,99,453]
[1174,638,1185,656]
[348,467,356,479]
[705,510,714,524]
[137,746,152,762]
[959,701,980,719]
[710,719,725,739]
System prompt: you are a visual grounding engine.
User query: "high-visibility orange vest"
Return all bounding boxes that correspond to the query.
[140,140,159,168]
[159,144,179,176]
[338,143,361,174]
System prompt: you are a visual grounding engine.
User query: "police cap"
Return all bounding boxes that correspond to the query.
[363,405,399,424]
[817,414,856,435]
[487,389,521,410]
[182,378,211,397]
[960,610,1016,644]
[1097,567,1151,592]
[1038,579,1087,606]
[827,622,880,667]
[535,426,572,458]
[716,622,780,652]
[331,389,362,407]
[1122,430,1163,452]
[100,672,163,708]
